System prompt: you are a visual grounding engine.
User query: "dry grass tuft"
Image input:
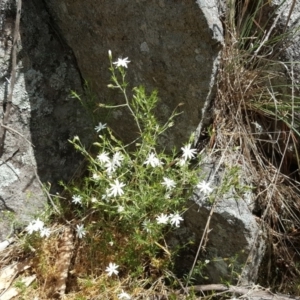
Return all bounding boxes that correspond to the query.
[212,0,300,294]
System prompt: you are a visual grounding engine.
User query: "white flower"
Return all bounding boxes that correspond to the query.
[118,290,131,299]
[26,218,44,234]
[177,157,187,167]
[181,144,197,161]
[92,173,100,180]
[102,194,109,201]
[25,222,36,234]
[205,259,210,264]
[169,213,184,228]
[117,205,125,213]
[91,197,98,203]
[109,241,114,246]
[161,177,176,191]
[104,160,117,175]
[72,195,82,205]
[94,122,107,132]
[196,181,213,195]
[105,262,119,276]
[40,227,51,238]
[156,213,169,225]
[76,224,86,239]
[164,193,171,199]
[34,218,44,230]
[112,151,124,167]
[100,152,123,175]
[97,152,110,164]
[142,219,152,233]
[144,152,163,168]
[113,57,130,68]
[107,179,126,197]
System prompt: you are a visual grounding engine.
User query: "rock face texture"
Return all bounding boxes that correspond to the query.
[0,0,224,240]
[0,0,91,240]
[273,0,300,81]
[168,156,265,285]
[44,0,223,148]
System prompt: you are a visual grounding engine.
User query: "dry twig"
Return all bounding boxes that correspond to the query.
[0,0,22,155]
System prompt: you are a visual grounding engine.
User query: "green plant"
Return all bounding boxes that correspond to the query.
[184,259,210,285]
[71,81,111,129]
[61,51,210,289]
[14,278,27,295]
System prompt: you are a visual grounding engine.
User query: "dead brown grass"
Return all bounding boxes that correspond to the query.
[212,0,300,294]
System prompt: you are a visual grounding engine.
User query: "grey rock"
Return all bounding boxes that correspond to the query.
[44,0,223,149]
[0,0,225,241]
[0,0,91,240]
[273,0,300,82]
[169,156,265,284]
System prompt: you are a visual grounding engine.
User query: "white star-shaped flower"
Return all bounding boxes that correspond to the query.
[144,152,163,168]
[26,218,45,234]
[94,122,107,132]
[34,218,44,230]
[72,195,82,205]
[104,160,117,175]
[105,262,119,276]
[76,224,86,239]
[161,177,176,191]
[196,180,213,195]
[177,157,187,166]
[118,290,131,299]
[40,227,51,238]
[92,173,100,180]
[25,222,36,234]
[156,213,169,225]
[113,57,130,68]
[181,144,197,161]
[102,194,109,201]
[142,219,152,233]
[33,218,44,231]
[108,179,126,197]
[97,152,110,164]
[117,205,125,213]
[169,213,184,228]
[112,151,124,167]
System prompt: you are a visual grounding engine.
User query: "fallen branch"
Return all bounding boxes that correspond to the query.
[53,226,74,298]
[186,284,299,300]
[0,260,31,298]
[0,275,35,300]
